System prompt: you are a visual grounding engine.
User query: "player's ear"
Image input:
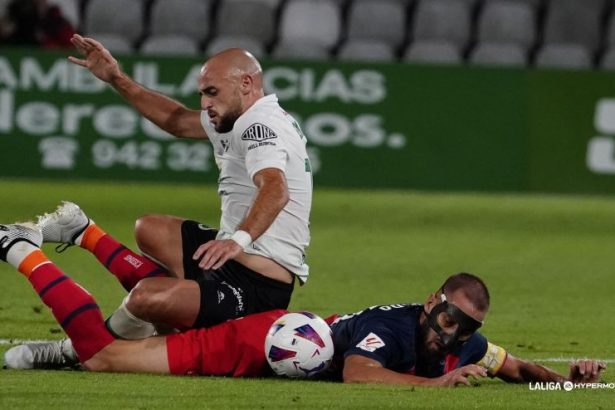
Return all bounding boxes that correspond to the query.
[424,293,437,310]
[240,74,253,94]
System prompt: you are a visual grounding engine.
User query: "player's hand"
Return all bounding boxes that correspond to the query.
[193,239,243,270]
[433,364,487,387]
[568,359,606,383]
[68,34,122,83]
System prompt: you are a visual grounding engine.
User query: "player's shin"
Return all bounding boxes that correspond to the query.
[27,265,114,361]
[84,231,168,291]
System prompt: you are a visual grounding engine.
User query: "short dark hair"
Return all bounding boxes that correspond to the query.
[442,272,490,311]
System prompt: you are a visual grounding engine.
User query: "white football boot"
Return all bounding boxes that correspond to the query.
[36,202,93,251]
[0,223,42,263]
[3,339,79,370]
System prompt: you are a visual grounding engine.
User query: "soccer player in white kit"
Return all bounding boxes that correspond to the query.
[59,35,312,333]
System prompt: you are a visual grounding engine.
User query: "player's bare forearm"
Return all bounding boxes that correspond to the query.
[345,367,434,386]
[193,168,289,270]
[496,356,566,383]
[343,355,487,387]
[110,73,206,139]
[238,168,289,241]
[69,34,205,139]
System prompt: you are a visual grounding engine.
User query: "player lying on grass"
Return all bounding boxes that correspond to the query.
[1,224,606,386]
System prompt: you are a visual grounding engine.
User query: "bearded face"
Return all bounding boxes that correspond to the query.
[213,103,243,133]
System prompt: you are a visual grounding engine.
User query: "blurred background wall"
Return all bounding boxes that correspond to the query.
[1,0,615,194]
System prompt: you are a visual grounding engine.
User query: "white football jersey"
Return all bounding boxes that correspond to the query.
[200,94,312,283]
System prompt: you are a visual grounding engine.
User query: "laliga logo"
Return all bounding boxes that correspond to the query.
[587,99,615,174]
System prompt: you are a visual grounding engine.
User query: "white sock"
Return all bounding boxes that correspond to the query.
[105,296,157,340]
[7,242,39,268]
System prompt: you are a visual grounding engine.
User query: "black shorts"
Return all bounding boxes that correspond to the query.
[181,220,294,328]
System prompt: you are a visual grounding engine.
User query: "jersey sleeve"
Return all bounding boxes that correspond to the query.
[343,324,403,368]
[235,119,289,180]
[457,332,489,367]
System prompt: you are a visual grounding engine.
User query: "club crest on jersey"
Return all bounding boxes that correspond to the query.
[241,123,278,142]
[356,332,385,352]
[218,139,230,155]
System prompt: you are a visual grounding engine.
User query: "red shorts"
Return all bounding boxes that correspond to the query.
[166,309,287,377]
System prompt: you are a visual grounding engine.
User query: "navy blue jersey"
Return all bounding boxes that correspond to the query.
[327,303,488,379]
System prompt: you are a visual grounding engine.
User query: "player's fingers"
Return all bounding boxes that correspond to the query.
[200,246,222,269]
[198,249,216,268]
[211,253,229,270]
[70,33,85,47]
[473,367,488,378]
[192,245,205,260]
[591,360,600,377]
[193,242,213,260]
[71,35,92,51]
[455,375,470,387]
[585,361,594,377]
[582,360,594,377]
[598,362,607,371]
[84,37,106,51]
[466,369,487,380]
[201,254,220,270]
[461,365,487,378]
[199,251,213,269]
[71,33,85,43]
[579,360,597,380]
[577,360,587,376]
[70,41,88,55]
[67,56,87,67]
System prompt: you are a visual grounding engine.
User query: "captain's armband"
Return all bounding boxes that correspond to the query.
[476,342,508,376]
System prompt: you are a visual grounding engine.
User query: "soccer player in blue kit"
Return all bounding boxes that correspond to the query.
[324,272,605,386]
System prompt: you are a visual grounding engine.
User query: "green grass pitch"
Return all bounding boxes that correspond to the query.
[0,179,613,409]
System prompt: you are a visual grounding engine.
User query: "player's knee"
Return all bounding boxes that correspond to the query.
[126,279,157,319]
[125,278,167,320]
[134,214,164,253]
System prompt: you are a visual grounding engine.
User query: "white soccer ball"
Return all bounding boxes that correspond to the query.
[265,312,334,378]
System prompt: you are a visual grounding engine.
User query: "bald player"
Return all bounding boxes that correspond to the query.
[64,35,312,337]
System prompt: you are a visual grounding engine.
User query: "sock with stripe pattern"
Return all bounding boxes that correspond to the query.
[80,225,168,291]
[18,250,115,362]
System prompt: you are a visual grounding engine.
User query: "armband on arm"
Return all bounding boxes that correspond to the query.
[477,342,508,376]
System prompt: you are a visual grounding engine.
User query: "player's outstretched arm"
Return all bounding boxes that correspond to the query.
[342,355,487,387]
[495,354,606,383]
[68,34,206,139]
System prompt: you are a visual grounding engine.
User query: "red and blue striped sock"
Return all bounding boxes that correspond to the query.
[80,225,168,291]
[18,250,114,362]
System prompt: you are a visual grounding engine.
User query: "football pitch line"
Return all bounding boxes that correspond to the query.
[1,339,614,364]
[538,358,615,364]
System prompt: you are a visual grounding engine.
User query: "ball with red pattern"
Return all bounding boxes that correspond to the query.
[265,312,334,378]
